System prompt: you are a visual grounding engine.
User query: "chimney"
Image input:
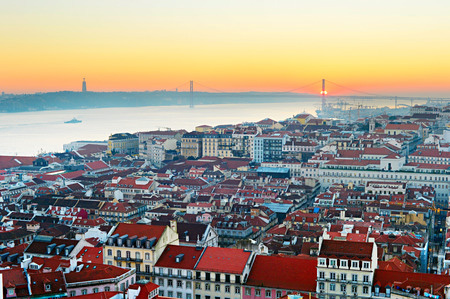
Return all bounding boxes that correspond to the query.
[170,220,177,233]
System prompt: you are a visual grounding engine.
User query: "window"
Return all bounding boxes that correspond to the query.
[136,252,141,259]
[235,276,241,284]
[187,294,192,299]
[196,283,201,290]
[363,286,369,294]
[266,290,271,297]
[81,290,87,295]
[105,287,110,292]
[70,291,76,296]
[196,296,201,299]
[205,283,211,291]
[178,269,182,277]
[235,287,240,294]
[205,272,211,280]
[318,258,326,266]
[145,253,150,260]
[159,278,164,286]
[215,284,220,292]
[225,286,230,293]
[340,284,346,292]
[351,261,358,268]
[216,273,221,281]
[329,259,336,267]
[160,291,165,297]
[245,288,251,296]
[340,260,347,268]
[255,289,261,296]
[145,265,150,273]
[168,279,173,286]
[168,291,173,297]
[177,280,182,287]
[330,272,336,280]
[351,286,357,293]
[117,250,121,257]
[177,292,183,298]
[363,262,370,269]
[168,269,173,276]
[319,271,325,279]
[107,249,112,256]
[186,281,192,288]
[330,283,336,291]
[340,273,347,281]
[319,283,325,290]
[352,274,358,282]
[276,291,282,298]
[363,275,369,283]
[107,261,112,265]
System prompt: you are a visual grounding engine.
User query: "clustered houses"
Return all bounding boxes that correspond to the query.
[1,106,450,299]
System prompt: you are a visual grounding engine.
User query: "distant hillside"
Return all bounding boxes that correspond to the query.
[0,91,316,113]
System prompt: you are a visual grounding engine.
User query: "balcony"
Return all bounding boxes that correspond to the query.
[114,256,143,263]
[136,271,152,276]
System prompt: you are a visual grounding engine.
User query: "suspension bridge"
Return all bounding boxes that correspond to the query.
[163,79,449,111]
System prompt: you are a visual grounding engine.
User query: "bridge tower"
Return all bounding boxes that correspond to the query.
[320,79,327,112]
[189,80,194,108]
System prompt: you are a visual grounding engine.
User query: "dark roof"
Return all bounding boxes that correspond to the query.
[25,237,79,256]
[155,245,203,270]
[319,239,373,260]
[246,255,317,291]
[195,247,251,274]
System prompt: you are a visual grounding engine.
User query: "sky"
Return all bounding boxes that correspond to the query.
[1,0,450,96]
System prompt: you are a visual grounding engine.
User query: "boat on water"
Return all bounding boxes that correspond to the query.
[64,118,82,124]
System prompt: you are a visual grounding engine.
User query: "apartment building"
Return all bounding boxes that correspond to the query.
[316,238,378,299]
[194,247,255,299]
[103,222,179,281]
[154,245,202,299]
[181,132,204,158]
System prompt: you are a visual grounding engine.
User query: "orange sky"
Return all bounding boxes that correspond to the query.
[1,0,449,96]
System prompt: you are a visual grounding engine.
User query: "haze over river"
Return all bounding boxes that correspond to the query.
[0,100,321,156]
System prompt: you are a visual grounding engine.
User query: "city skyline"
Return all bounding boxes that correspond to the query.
[1,0,450,96]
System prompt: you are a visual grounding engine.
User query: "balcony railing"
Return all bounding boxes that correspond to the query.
[114,256,143,263]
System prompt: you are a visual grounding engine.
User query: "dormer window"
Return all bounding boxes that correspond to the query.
[45,284,51,292]
[340,260,348,268]
[329,259,337,268]
[318,258,326,266]
[363,262,370,269]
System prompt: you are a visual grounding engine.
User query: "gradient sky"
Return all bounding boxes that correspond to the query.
[1,0,449,96]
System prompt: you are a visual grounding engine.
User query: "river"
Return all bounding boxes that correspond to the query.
[0,99,321,156]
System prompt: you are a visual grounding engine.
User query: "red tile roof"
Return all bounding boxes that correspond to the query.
[29,271,66,296]
[319,239,373,260]
[378,257,413,272]
[195,247,251,274]
[128,281,159,299]
[111,223,166,239]
[155,245,203,270]
[374,269,450,298]
[64,263,130,283]
[76,247,104,263]
[0,155,36,169]
[246,255,317,291]
[85,161,110,171]
[385,123,420,131]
